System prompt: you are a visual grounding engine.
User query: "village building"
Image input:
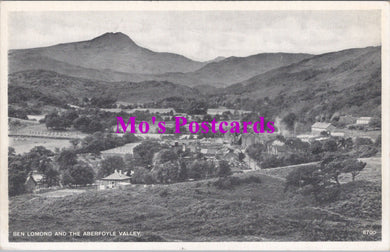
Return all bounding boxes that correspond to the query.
[338,115,357,125]
[311,122,336,135]
[356,117,372,125]
[199,142,221,156]
[330,130,346,137]
[241,133,270,149]
[266,140,288,155]
[98,170,131,190]
[24,171,45,193]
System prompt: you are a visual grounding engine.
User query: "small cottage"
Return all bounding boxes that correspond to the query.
[98,170,131,190]
[311,122,336,135]
[24,171,45,193]
[356,117,372,125]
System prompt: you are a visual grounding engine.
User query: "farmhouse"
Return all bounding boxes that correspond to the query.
[356,117,372,125]
[311,122,336,135]
[98,170,131,190]
[24,171,45,192]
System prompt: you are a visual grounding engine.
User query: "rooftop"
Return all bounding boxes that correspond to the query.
[101,170,131,181]
[312,122,334,128]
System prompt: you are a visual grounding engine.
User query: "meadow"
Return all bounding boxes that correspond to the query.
[9,171,381,242]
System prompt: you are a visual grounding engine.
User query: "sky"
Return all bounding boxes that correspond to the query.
[8,10,381,61]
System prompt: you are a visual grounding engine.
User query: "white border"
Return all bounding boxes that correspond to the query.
[0,1,389,250]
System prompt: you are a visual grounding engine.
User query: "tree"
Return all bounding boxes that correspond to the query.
[187,160,203,180]
[87,120,104,134]
[133,141,162,167]
[186,100,207,115]
[8,154,29,196]
[158,149,179,164]
[73,116,91,132]
[285,164,321,190]
[44,167,60,187]
[369,116,381,128]
[355,137,373,147]
[66,162,94,186]
[151,161,180,184]
[63,110,79,126]
[285,138,309,152]
[70,139,81,149]
[322,139,337,152]
[282,112,297,131]
[322,160,343,186]
[98,156,125,179]
[238,152,245,162]
[217,160,231,177]
[45,112,71,130]
[246,143,266,162]
[131,167,154,184]
[342,159,366,181]
[56,149,78,170]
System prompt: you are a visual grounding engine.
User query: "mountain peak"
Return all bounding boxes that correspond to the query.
[90,32,137,48]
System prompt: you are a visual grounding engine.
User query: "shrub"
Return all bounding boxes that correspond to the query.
[213,175,261,190]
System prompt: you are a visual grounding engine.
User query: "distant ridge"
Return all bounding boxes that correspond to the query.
[8,32,379,90]
[9,32,206,75]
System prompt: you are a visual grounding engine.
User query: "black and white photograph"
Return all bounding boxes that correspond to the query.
[0,1,389,250]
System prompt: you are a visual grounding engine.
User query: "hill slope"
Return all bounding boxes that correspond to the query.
[9,32,313,87]
[9,173,381,242]
[227,46,380,97]
[223,46,381,120]
[8,70,200,104]
[181,52,312,87]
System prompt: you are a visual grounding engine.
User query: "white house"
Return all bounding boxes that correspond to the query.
[356,117,372,125]
[98,170,131,190]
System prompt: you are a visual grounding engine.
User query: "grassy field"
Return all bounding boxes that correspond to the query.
[9,136,73,154]
[9,171,381,242]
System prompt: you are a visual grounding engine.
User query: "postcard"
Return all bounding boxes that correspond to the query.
[0,1,389,250]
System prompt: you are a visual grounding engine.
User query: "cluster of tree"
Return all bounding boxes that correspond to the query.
[130,144,231,184]
[213,175,261,190]
[42,106,167,134]
[43,110,79,130]
[285,155,366,203]
[8,147,61,196]
[132,141,165,167]
[8,146,96,196]
[56,149,95,186]
[43,108,114,133]
[74,96,117,108]
[132,159,230,184]
[97,156,128,179]
[8,107,28,120]
[9,129,140,195]
[155,96,209,115]
[8,104,45,120]
[8,85,67,108]
[246,135,378,169]
[77,131,139,154]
